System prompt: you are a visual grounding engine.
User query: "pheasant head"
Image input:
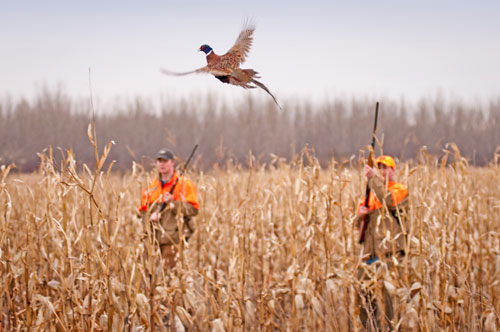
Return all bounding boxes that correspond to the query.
[199,44,213,54]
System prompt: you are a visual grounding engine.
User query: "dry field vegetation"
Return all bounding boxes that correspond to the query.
[1,138,499,331]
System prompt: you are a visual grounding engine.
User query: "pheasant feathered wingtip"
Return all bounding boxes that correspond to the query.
[159,67,210,76]
[225,21,255,66]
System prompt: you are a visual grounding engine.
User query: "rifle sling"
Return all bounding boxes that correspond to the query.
[159,176,180,212]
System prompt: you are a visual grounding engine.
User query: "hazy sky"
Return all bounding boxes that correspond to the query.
[2,0,499,107]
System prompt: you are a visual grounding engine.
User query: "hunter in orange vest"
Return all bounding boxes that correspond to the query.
[354,155,409,330]
[355,155,409,260]
[139,149,199,270]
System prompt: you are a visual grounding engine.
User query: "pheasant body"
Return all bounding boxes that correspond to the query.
[161,23,280,108]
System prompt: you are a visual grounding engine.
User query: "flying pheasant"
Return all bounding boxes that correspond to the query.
[160,23,281,108]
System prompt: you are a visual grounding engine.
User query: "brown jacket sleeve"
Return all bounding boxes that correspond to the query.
[170,200,199,217]
[354,213,363,229]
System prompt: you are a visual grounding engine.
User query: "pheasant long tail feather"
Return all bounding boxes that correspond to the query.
[251,79,282,109]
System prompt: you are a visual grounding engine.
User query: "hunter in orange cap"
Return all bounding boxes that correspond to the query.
[354,155,409,330]
[376,155,396,169]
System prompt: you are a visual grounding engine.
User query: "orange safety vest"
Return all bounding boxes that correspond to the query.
[358,181,408,212]
[139,171,199,211]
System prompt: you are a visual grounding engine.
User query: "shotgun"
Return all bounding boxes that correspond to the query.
[358,102,379,243]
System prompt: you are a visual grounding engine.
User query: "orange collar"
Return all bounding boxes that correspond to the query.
[159,171,178,187]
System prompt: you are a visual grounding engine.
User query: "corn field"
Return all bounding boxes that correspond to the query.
[1,137,499,331]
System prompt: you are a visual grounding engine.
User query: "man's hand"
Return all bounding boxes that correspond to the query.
[163,192,174,204]
[358,205,370,217]
[150,193,175,222]
[364,164,376,178]
[150,211,160,222]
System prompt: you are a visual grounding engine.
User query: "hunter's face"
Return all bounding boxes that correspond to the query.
[157,158,174,174]
[378,164,395,180]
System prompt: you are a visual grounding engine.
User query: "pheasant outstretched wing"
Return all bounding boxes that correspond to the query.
[160,66,233,77]
[160,66,210,76]
[221,23,255,68]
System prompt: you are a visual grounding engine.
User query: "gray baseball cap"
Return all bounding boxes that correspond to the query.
[156,149,174,160]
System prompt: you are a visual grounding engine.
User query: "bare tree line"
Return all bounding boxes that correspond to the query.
[1,87,499,171]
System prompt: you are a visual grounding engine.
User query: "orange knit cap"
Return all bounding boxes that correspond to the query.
[376,155,396,169]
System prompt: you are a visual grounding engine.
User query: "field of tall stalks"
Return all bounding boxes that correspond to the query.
[1,143,499,331]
